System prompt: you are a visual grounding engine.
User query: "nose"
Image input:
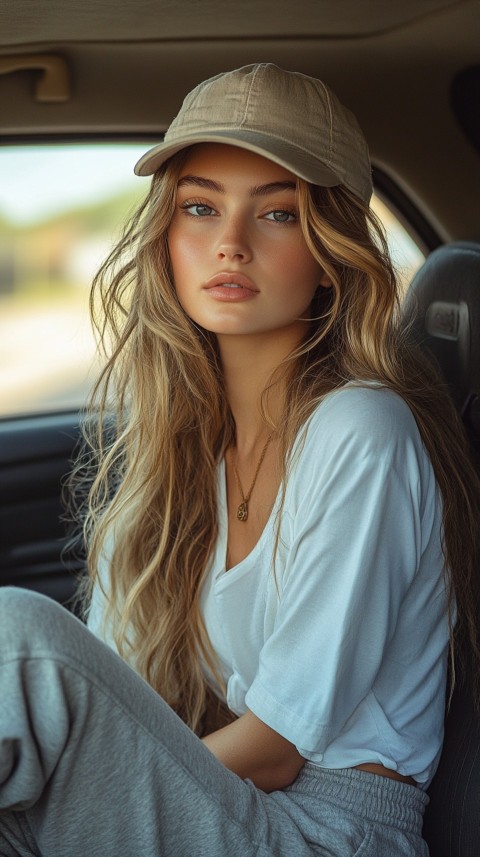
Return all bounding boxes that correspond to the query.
[216,215,252,263]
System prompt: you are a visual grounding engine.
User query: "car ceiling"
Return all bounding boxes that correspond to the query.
[1,0,479,242]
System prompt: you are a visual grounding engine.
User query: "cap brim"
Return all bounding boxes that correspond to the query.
[134,129,341,189]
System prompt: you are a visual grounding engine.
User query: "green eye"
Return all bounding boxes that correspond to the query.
[266,210,296,223]
[195,204,213,216]
[182,203,215,216]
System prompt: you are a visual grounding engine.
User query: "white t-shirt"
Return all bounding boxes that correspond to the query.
[88,384,449,789]
[199,385,449,788]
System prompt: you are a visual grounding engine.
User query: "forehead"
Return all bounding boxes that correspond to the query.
[177,142,298,186]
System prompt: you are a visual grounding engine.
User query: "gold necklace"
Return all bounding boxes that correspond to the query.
[231,434,273,522]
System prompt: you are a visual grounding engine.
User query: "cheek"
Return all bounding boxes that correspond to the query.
[167,230,203,317]
[168,228,189,278]
[295,261,325,311]
[305,257,325,296]
[298,249,324,283]
[167,231,186,303]
[275,236,322,281]
[171,230,213,284]
[284,251,324,297]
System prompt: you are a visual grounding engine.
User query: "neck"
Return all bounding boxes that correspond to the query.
[217,330,297,455]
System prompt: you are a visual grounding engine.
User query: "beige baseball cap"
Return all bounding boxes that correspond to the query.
[134,63,372,204]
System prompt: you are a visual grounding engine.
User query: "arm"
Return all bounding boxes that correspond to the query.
[202,709,305,792]
[201,686,238,735]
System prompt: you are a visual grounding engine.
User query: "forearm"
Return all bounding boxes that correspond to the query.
[201,709,305,792]
[201,686,238,736]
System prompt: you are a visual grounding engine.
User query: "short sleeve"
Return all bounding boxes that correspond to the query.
[245,386,440,754]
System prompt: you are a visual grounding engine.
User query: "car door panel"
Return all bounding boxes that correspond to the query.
[0,412,82,608]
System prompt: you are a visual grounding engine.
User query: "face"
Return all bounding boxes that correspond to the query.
[167,144,329,345]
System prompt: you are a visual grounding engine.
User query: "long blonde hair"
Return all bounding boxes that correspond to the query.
[74,150,480,732]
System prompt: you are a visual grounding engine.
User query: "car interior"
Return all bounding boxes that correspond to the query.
[1,2,479,855]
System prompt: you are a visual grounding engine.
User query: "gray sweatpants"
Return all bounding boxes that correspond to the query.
[0,587,429,856]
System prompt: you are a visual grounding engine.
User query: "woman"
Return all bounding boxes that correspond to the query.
[1,63,479,857]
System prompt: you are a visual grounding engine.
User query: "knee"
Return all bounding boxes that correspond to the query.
[0,585,58,617]
[0,587,75,654]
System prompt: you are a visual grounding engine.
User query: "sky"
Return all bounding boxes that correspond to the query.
[0,143,150,225]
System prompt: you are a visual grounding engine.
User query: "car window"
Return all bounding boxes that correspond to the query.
[370,195,425,296]
[0,143,425,418]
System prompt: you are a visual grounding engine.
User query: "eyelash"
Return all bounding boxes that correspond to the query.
[179,199,298,225]
[180,200,216,218]
[264,208,297,224]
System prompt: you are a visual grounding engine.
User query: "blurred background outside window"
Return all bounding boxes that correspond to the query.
[0,144,425,418]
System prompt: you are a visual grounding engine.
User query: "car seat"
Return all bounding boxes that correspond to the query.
[402,241,480,857]
[402,241,480,456]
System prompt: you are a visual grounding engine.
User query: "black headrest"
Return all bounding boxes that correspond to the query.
[403,242,480,439]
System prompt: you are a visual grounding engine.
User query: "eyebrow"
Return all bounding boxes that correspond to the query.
[177,175,297,196]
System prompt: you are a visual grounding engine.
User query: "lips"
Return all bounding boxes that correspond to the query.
[204,273,258,292]
[202,272,259,303]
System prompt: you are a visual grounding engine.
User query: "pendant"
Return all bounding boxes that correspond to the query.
[237,501,248,522]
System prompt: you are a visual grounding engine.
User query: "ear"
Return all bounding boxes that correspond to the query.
[318,270,332,288]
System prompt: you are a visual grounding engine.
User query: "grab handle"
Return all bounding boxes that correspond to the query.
[0,54,70,102]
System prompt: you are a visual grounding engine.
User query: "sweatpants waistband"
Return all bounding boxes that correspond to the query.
[285,764,429,834]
